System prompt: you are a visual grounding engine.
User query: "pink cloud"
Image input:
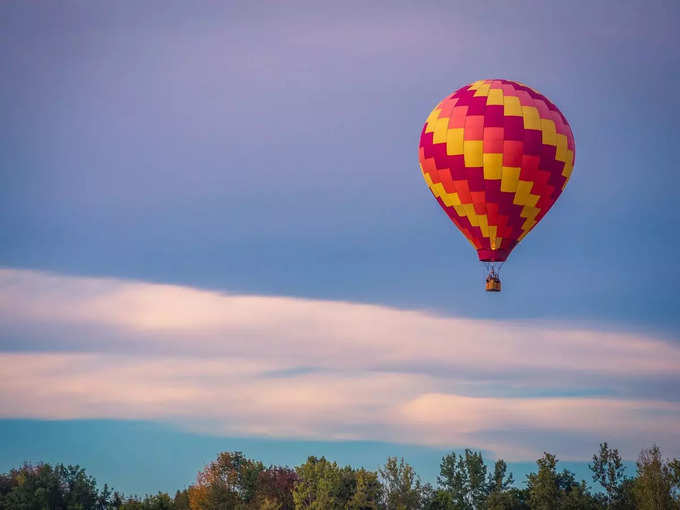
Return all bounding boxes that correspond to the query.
[0,267,679,459]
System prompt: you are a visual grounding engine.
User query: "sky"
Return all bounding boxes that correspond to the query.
[1,0,679,496]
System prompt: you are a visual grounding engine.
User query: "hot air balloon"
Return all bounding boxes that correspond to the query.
[418,79,575,292]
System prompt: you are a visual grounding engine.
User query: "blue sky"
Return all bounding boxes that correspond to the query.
[1,0,679,496]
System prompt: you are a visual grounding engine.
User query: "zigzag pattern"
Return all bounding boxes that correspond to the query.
[419,79,575,262]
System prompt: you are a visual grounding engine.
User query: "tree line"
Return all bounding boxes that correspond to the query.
[1,443,679,509]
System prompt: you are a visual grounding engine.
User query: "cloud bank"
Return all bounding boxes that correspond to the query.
[1,268,678,460]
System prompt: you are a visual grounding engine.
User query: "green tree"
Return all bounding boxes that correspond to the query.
[293,456,352,510]
[668,457,680,504]
[633,445,675,510]
[488,460,514,495]
[379,457,422,510]
[527,453,601,510]
[348,468,382,510]
[527,453,561,510]
[422,485,455,510]
[485,459,523,510]
[438,451,467,509]
[98,483,113,510]
[589,442,631,509]
[465,451,488,509]
[436,450,493,509]
[485,487,530,510]
[557,473,598,510]
[0,463,100,510]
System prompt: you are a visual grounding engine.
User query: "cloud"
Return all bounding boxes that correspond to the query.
[0,267,679,459]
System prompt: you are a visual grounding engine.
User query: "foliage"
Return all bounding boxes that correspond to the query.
[187,451,264,510]
[348,468,382,510]
[0,463,99,510]
[255,467,298,510]
[429,450,515,510]
[379,457,422,510]
[2,444,680,510]
[588,442,634,509]
[632,445,678,510]
[526,453,600,510]
[292,456,351,510]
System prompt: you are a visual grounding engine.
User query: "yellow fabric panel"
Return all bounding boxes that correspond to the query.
[423,166,462,209]
[562,152,574,178]
[483,153,503,180]
[457,204,493,240]
[446,128,465,156]
[522,106,540,130]
[430,182,462,207]
[487,88,504,105]
[449,199,494,241]
[463,140,483,167]
[468,80,487,90]
[477,213,490,237]
[463,204,480,226]
[513,180,540,207]
[519,205,540,237]
[503,95,522,116]
[473,83,490,97]
[442,190,462,207]
[424,107,442,133]
[431,117,450,144]
[540,118,557,146]
[513,180,530,205]
[520,204,540,220]
[500,167,520,193]
[555,133,568,163]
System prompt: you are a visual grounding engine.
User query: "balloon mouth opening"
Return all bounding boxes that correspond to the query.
[477,249,510,262]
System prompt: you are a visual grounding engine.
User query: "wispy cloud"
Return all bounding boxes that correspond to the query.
[0,268,678,459]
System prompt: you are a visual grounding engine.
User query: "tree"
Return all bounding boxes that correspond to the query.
[527,453,602,510]
[589,442,631,508]
[485,487,530,510]
[485,459,523,510]
[259,497,283,510]
[98,483,113,510]
[464,450,488,509]
[188,451,264,510]
[438,451,467,508]
[557,475,598,510]
[421,484,455,510]
[174,489,191,510]
[379,457,422,510]
[348,468,382,510]
[435,450,494,509]
[256,466,298,510]
[293,456,350,510]
[488,460,514,495]
[527,453,561,510]
[633,445,675,510]
[668,457,680,504]
[0,462,101,510]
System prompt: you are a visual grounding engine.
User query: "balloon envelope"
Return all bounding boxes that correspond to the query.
[419,79,575,262]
